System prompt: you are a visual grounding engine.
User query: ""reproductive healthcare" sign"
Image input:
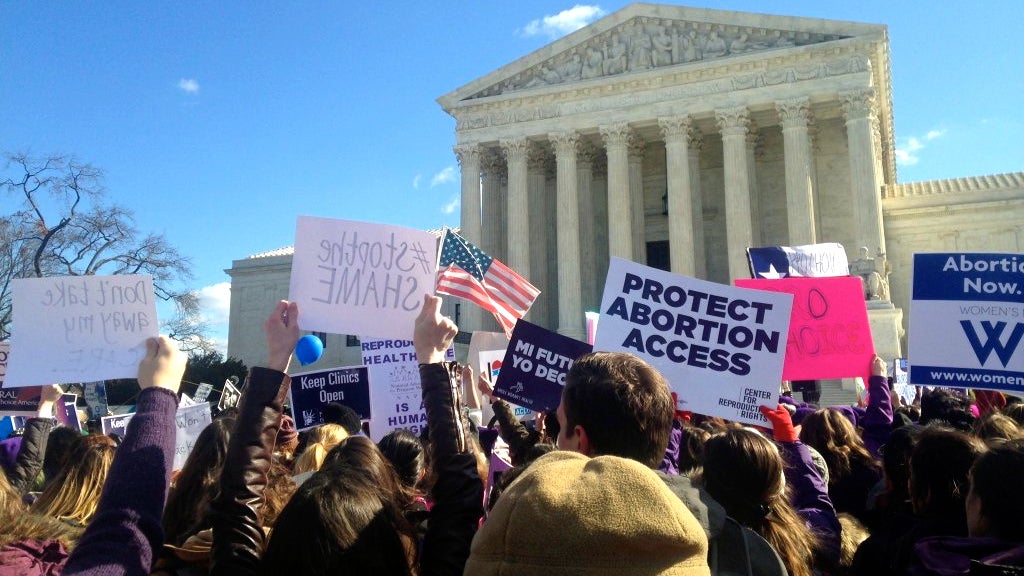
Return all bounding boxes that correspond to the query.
[909,253,1024,394]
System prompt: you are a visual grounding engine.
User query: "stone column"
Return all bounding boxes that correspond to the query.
[746,124,762,247]
[592,154,610,305]
[659,116,696,276]
[550,131,585,339]
[600,123,633,261]
[716,107,754,282]
[454,143,482,331]
[501,137,531,301]
[688,126,707,278]
[777,97,817,245]
[628,135,647,263]
[527,144,550,326]
[479,148,506,332]
[481,148,507,263]
[842,88,886,256]
[577,141,598,312]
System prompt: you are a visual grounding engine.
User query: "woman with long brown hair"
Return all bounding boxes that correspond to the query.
[702,416,837,576]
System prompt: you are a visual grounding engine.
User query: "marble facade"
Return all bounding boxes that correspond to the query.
[226,4,1024,377]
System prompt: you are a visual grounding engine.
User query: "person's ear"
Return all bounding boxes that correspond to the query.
[575,425,592,456]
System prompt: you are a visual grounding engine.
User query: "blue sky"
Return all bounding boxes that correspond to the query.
[3,2,1021,354]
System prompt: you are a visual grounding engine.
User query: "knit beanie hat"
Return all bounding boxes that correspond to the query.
[466,450,710,576]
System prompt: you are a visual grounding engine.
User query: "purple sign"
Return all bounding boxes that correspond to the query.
[288,366,371,431]
[101,413,135,438]
[493,320,592,412]
[56,393,82,433]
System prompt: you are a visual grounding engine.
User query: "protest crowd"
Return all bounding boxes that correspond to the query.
[2,232,1024,576]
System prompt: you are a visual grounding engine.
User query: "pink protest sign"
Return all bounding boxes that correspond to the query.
[735,277,874,381]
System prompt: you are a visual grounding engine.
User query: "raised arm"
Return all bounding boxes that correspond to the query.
[209,300,299,576]
[64,336,186,576]
[7,385,61,494]
[415,294,484,576]
[860,355,893,458]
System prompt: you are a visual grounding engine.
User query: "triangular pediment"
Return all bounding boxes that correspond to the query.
[439,3,885,108]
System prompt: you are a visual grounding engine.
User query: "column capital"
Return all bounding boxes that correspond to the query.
[481,147,506,176]
[549,130,580,157]
[776,97,812,130]
[599,123,632,147]
[500,137,530,163]
[577,140,599,166]
[453,142,481,166]
[627,133,647,160]
[658,115,693,141]
[715,106,751,137]
[527,142,552,173]
[841,88,877,122]
[687,125,704,152]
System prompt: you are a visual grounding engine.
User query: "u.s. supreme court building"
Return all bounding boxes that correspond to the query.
[227,3,1024,401]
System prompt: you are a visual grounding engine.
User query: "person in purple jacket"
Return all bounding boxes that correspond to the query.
[63,335,188,576]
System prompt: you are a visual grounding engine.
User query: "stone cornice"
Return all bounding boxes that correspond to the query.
[439,3,886,109]
[451,48,874,133]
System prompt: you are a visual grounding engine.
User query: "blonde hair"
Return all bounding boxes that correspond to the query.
[293,424,349,474]
[31,443,115,525]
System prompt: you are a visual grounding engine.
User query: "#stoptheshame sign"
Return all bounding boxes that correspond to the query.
[910,253,1024,394]
[289,216,438,340]
[594,258,792,426]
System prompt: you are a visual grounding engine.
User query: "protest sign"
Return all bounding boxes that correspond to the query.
[173,402,213,470]
[1,342,43,417]
[595,258,792,426]
[56,393,82,432]
[193,383,213,404]
[909,253,1024,394]
[747,243,849,279]
[178,393,196,407]
[735,277,874,382]
[4,275,158,387]
[361,338,454,441]
[83,382,108,419]
[0,416,27,440]
[478,349,533,422]
[494,320,592,413]
[218,380,241,412]
[892,358,917,406]
[289,216,438,339]
[101,413,135,438]
[289,365,371,432]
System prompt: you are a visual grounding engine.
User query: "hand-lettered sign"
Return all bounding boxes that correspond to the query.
[909,253,1024,394]
[5,275,158,387]
[595,258,792,426]
[494,320,592,413]
[289,216,438,340]
[735,276,874,382]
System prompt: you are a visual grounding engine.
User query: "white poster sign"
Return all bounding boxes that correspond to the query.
[361,337,453,441]
[289,216,438,339]
[594,258,792,426]
[5,275,158,387]
[173,402,213,470]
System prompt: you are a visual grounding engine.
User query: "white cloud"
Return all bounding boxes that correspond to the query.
[177,78,200,94]
[197,282,231,327]
[442,194,460,215]
[430,166,457,187]
[895,128,946,166]
[519,5,607,39]
[412,174,422,189]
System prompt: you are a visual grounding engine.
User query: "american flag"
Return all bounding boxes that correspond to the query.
[435,229,540,337]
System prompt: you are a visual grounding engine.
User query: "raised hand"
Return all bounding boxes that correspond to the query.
[413,294,457,365]
[264,300,300,373]
[138,336,187,393]
[758,403,798,443]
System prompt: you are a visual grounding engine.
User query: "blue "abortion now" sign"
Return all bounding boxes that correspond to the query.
[909,253,1024,393]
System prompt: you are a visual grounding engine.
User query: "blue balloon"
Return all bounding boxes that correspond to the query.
[295,334,324,366]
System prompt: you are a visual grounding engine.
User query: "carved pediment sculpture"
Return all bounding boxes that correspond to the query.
[467,16,849,99]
